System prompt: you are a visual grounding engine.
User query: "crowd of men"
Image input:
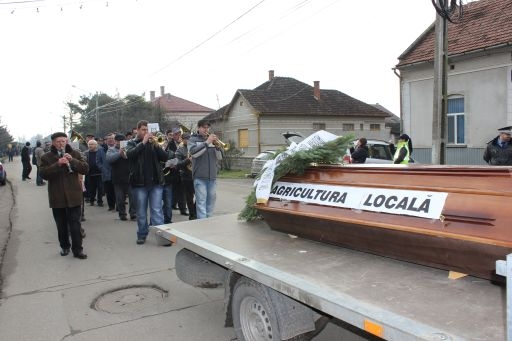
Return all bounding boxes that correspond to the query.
[30,119,223,258]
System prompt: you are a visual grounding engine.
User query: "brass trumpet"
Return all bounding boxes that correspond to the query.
[150,132,166,145]
[207,133,230,151]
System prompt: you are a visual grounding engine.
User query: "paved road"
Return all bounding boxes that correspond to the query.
[0,157,361,341]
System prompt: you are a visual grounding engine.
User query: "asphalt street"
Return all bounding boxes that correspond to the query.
[0,158,361,341]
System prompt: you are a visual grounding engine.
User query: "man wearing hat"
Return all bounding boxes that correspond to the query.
[106,133,136,221]
[166,127,188,216]
[39,132,89,259]
[176,132,196,220]
[483,126,512,165]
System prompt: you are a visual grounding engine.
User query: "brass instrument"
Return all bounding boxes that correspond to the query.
[207,133,230,151]
[150,132,166,146]
[70,130,85,144]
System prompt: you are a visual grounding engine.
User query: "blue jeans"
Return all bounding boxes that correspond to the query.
[162,184,173,224]
[131,184,164,239]
[193,179,216,219]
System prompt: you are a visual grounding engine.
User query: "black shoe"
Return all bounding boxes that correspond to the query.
[180,211,189,216]
[90,202,95,206]
[60,248,70,256]
[130,215,137,221]
[80,217,86,222]
[171,205,178,210]
[108,207,115,211]
[136,238,146,245]
[97,202,104,207]
[120,216,127,221]
[26,176,31,179]
[189,216,197,220]
[73,252,87,259]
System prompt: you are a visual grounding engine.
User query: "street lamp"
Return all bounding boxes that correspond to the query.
[72,85,99,136]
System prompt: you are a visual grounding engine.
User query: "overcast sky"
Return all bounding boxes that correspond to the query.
[0,0,438,140]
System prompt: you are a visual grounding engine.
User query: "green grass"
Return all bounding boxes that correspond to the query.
[218,169,251,179]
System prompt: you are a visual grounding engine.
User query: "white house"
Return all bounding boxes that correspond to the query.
[395,0,512,164]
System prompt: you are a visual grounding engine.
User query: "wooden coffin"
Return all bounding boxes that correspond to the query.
[256,164,512,281]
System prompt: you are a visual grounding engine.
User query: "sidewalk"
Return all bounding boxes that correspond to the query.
[0,158,234,341]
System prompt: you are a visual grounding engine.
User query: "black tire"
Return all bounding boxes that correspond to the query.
[232,277,309,341]
[175,248,226,288]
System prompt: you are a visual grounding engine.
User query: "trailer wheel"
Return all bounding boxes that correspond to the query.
[232,277,309,341]
[175,248,226,288]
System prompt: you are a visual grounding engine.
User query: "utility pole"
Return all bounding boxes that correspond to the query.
[62,115,68,132]
[431,0,449,165]
[95,92,99,137]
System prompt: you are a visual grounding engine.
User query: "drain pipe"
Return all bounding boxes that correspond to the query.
[392,67,404,139]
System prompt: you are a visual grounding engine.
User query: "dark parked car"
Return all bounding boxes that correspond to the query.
[0,161,6,186]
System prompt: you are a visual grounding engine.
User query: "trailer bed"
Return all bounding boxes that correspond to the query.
[154,214,506,340]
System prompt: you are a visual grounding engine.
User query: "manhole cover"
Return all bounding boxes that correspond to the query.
[92,285,168,314]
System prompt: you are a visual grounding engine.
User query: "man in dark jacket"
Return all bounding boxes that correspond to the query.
[350,138,369,164]
[21,141,32,180]
[188,120,222,219]
[107,134,136,221]
[483,126,512,165]
[40,132,89,259]
[176,132,196,219]
[126,120,168,244]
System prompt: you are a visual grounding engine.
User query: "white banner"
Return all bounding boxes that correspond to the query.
[269,181,448,219]
[255,130,338,204]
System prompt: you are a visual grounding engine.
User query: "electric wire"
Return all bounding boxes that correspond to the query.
[149,0,267,76]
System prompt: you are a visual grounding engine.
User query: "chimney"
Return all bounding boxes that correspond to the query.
[268,70,274,81]
[313,81,320,100]
[160,86,165,96]
[150,91,155,101]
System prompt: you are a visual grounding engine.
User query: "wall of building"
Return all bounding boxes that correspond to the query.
[400,50,512,164]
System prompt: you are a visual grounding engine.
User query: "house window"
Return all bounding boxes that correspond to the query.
[342,123,354,131]
[447,96,465,144]
[360,123,364,130]
[313,122,325,130]
[370,124,380,131]
[239,100,244,106]
[238,129,248,148]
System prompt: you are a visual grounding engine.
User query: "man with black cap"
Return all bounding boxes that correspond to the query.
[483,126,512,165]
[106,133,136,221]
[40,132,89,259]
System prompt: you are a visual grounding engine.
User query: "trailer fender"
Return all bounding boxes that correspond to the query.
[175,248,227,288]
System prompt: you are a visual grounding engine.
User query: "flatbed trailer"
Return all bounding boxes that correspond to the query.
[153,213,510,340]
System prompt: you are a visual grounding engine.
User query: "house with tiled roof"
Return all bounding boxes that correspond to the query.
[206,70,392,158]
[150,86,214,131]
[395,0,512,164]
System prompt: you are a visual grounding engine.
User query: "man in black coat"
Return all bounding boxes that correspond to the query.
[21,141,32,180]
[106,134,136,221]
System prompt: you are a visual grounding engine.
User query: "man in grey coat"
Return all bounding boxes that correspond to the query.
[188,120,222,219]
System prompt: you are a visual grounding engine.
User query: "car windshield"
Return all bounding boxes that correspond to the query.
[368,144,392,160]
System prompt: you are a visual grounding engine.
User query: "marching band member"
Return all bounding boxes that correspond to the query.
[188,120,222,219]
[126,120,168,245]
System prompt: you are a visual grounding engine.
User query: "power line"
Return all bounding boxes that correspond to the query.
[150,0,267,76]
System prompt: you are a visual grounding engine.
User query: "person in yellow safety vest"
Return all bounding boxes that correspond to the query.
[393,134,412,164]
